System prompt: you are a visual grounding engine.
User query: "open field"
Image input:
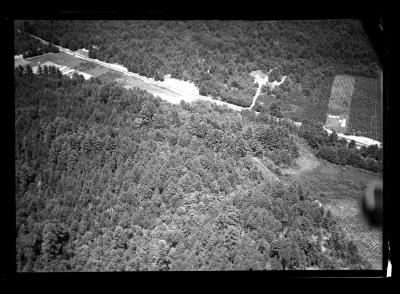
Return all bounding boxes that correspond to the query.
[290,156,382,269]
[281,138,320,176]
[118,76,183,103]
[14,56,31,67]
[281,138,382,269]
[25,52,82,68]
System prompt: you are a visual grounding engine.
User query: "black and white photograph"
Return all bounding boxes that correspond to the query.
[7,12,391,276]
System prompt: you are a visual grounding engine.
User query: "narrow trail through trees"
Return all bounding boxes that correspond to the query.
[252,157,280,182]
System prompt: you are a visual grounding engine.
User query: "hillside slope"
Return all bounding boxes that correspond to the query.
[15,69,371,271]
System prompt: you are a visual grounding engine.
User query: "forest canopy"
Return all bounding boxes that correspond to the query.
[15,67,372,271]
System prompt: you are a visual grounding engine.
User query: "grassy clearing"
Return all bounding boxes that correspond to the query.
[282,139,383,269]
[294,159,382,269]
[301,160,380,200]
[25,52,82,68]
[281,138,320,176]
[348,76,381,141]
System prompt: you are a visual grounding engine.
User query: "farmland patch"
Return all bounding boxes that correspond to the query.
[325,198,382,270]
[324,75,382,142]
[347,76,381,141]
[323,75,354,132]
[97,71,124,83]
[74,62,110,77]
[25,52,82,68]
[327,75,355,115]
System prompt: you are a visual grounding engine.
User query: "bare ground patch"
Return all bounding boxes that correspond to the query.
[281,138,320,176]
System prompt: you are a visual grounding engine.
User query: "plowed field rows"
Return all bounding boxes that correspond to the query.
[335,209,382,269]
[348,76,382,141]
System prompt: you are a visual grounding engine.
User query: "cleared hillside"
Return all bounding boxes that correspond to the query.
[347,76,382,141]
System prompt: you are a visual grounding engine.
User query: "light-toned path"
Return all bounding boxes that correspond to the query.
[252,157,280,182]
[249,70,287,110]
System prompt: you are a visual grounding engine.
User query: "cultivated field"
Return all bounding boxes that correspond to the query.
[323,75,354,133]
[14,55,31,67]
[348,76,382,141]
[328,75,355,115]
[325,198,382,269]
[97,71,125,83]
[323,75,381,141]
[74,62,110,77]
